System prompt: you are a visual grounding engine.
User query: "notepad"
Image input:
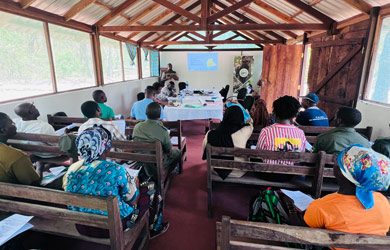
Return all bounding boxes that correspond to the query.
[281,189,314,211]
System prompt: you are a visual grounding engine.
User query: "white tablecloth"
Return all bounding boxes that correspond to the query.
[164,92,223,121]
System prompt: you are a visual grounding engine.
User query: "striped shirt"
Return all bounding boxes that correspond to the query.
[256,124,306,165]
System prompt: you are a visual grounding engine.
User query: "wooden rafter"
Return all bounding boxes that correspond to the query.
[121,3,161,27]
[19,0,36,9]
[64,0,96,22]
[201,0,209,29]
[208,0,255,23]
[142,39,281,45]
[284,0,334,26]
[253,0,299,24]
[222,0,297,40]
[341,0,371,14]
[152,0,201,23]
[94,0,138,27]
[189,31,206,40]
[100,23,327,32]
[212,0,286,41]
[126,0,192,39]
[136,0,201,42]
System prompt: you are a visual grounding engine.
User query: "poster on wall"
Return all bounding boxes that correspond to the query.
[233,56,254,93]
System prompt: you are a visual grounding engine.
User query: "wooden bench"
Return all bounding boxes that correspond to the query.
[8,133,172,200]
[209,120,373,145]
[0,182,150,250]
[216,216,390,250]
[206,145,337,217]
[47,115,187,174]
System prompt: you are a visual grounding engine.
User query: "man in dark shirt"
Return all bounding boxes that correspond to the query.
[161,63,179,86]
[296,93,329,126]
[313,107,371,154]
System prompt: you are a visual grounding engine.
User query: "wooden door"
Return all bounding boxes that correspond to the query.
[260,44,303,112]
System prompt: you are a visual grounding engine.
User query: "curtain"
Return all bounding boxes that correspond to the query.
[125,43,137,66]
[150,50,159,77]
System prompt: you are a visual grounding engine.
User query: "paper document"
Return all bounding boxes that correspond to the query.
[280,189,314,211]
[41,166,67,186]
[122,162,141,178]
[0,214,34,246]
[112,120,126,135]
[55,123,77,135]
[305,141,313,152]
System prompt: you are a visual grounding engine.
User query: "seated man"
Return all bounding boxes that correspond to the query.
[296,93,328,126]
[131,86,165,120]
[313,107,370,154]
[14,102,59,158]
[153,82,168,106]
[161,81,177,98]
[92,90,115,120]
[0,112,41,185]
[304,145,390,242]
[132,102,181,179]
[78,101,126,140]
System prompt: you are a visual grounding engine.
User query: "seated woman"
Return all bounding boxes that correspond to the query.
[202,105,253,179]
[304,145,390,247]
[250,98,272,129]
[63,126,139,229]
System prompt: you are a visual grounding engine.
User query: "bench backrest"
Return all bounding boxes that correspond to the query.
[217,216,390,250]
[0,181,125,249]
[206,145,336,198]
[209,120,373,145]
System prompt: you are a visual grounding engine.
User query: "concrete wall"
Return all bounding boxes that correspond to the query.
[160,51,263,97]
[0,78,157,121]
[356,100,390,140]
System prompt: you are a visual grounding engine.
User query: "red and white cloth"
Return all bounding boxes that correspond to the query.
[256,124,306,165]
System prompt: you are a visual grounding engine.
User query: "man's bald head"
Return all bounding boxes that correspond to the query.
[14,102,40,120]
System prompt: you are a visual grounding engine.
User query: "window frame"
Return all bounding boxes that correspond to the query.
[0,10,160,103]
[363,12,390,107]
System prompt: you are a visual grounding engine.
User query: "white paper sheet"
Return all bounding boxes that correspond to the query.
[55,123,77,135]
[280,189,314,211]
[0,214,34,246]
[41,166,67,186]
[112,120,126,135]
[305,141,313,152]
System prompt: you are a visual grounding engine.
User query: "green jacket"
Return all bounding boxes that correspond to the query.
[313,127,371,155]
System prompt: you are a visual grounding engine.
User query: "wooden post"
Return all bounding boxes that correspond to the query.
[357,7,380,105]
[155,141,164,202]
[137,46,142,79]
[91,30,103,86]
[43,22,57,93]
[221,216,231,250]
[207,144,213,218]
[120,41,125,81]
[107,196,125,250]
[311,151,326,198]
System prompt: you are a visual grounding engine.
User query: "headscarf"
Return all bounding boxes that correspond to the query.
[76,126,112,164]
[337,144,390,209]
[225,103,250,124]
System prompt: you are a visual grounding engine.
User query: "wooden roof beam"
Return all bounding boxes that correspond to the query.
[201,0,209,29]
[341,0,371,15]
[253,0,299,24]
[122,3,161,27]
[142,39,281,45]
[94,0,138,26]
[136,0,201,42]
[64,0,96,22]
[208,0,255,23]
[100,23,327,32]
[152,0,201,23]
[19,0,36,9]
[284,0,334,27]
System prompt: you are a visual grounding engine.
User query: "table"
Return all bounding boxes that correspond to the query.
[164,90,224,121]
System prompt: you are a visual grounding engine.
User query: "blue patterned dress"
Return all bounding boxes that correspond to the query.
[63,159,139,218]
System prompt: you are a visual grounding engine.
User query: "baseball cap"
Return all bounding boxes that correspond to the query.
[299,93,319,104]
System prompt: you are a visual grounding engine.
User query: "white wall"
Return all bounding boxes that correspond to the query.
[0,78,157,121]
[160,51,263,97]
[357,100,390,140]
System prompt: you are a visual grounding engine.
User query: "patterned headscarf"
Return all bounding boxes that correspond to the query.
[337,144,390,209]
[76,126,112,164]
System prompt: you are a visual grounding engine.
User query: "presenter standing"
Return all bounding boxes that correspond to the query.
[161,63,179,88]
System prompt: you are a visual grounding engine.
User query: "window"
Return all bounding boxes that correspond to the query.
[141,48,151,78]
[365,16,390,105]
[122,43,138,80]
[49,24,95,92]
[100,37,123,84]
[0,12,53,102]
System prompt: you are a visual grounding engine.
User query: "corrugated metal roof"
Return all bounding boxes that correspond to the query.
[10,0,390,45]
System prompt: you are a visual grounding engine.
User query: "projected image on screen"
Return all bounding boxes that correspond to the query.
[187,53,218,71]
